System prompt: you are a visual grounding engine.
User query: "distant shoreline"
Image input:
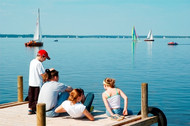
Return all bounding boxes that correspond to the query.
[0,34,190,38]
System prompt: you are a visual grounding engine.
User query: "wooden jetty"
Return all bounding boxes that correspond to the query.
[0,76,166,126]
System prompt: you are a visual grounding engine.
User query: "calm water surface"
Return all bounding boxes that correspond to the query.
[0,38,190,125]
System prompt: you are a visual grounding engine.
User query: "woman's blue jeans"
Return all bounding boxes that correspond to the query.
[46,92,69,117]
[83,92,94,112]
[106,108,133,117]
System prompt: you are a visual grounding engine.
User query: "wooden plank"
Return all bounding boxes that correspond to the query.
[106,115,142,126]
[0,104,127,126]
[124,116,158,126]
[0,101,28,109]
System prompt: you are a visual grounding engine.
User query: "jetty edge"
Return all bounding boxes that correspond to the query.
[0,76,167,126]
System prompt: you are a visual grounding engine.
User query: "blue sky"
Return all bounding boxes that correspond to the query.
[0,0,190,35]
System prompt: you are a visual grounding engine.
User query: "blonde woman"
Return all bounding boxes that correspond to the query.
[55,89,94,121]
[102,78,133,118]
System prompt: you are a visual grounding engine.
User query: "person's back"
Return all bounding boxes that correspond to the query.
[37,69,73,117]
[38,81,68,111]
[29,58,44,87]
[102,78,133,117]
[104,88,121,109]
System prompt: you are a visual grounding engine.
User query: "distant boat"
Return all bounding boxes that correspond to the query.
[144,30,154,41]
[54,39,58,42]
[25,9,43,47]
[131,26,139,41]
[168,42,178,45]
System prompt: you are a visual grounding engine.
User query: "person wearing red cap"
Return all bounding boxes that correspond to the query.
[28,49,51,115]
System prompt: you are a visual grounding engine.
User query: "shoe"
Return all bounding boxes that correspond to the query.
[28,110,36,115]
[90,106,94,112]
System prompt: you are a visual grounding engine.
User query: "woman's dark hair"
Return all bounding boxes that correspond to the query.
[42,69,59,82]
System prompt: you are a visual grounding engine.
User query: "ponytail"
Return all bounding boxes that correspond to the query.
[42,69,59,82]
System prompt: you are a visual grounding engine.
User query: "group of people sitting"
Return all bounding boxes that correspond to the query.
[37,69,94,120]
[27,49,133,121]
[35,69,133,121]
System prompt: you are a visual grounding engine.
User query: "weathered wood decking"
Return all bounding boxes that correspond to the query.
[0,79,161,126]
[0,102,143,126]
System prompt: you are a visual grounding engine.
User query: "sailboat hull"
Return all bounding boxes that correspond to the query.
[144,39,154,41]
[25,41,43,47]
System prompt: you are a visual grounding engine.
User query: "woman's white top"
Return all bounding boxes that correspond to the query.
[61,100,86,118]
[105,88,120,109]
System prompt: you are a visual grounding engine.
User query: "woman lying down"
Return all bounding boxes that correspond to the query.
[55,88,94,121]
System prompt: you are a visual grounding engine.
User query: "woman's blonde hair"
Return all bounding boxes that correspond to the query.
[103,78,115,88]
[68,89,83,104]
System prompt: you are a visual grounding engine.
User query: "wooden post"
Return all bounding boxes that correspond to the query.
[141,83,148,119]
[37,103,46,126]
[17,76,23,102]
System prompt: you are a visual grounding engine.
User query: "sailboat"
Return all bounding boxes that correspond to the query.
[25,9,43,47]
[131,26,139,41]
[144,30,154,41]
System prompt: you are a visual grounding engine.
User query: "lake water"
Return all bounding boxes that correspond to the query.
[0,38,190,125]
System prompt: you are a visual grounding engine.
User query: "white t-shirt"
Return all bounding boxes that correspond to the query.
[29,58,45,87]
[62,100,86,118]
[38,81,68,110]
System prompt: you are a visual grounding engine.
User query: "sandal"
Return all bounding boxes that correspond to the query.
[28,110,36,115]
[90,106,94,112]
[111,114,125,121]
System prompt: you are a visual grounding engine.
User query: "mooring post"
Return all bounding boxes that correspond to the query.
[17,76,23,102]
[141,83,148,119]
[37,103,46,126]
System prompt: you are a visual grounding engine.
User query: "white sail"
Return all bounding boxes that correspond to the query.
[144,30,154,41]
[149,32,153,40]
[147,31,151,39]
[33,9,42,42]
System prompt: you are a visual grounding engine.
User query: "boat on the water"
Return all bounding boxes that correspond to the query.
[25,9,43,47]
[54,39,58,42]
[131,26,139,41]
[168,42,178,45]
[144,30,154,41]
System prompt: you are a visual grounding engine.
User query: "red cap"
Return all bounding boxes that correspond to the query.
[37,49,50,60]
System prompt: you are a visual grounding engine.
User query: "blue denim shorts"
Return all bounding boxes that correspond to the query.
[106,108,133,117]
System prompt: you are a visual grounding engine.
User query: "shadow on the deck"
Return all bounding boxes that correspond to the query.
[57,110,108,121]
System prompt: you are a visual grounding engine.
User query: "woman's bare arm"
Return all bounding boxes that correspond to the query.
[83,109,94,121]
[102,93,114,116]
[55,104,67,113]
[118,88,128,115]
[65,86,73,92]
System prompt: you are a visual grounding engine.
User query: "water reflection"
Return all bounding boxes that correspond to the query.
[146,42,153,56]
[25,46,43,58]
[131,41,137,64]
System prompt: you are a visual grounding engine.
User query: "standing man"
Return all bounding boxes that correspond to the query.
[28,49,50,115]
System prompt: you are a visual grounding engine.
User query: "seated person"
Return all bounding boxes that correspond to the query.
[38,69,73,117]
[55,88,94,121]
[102,78,133,118]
